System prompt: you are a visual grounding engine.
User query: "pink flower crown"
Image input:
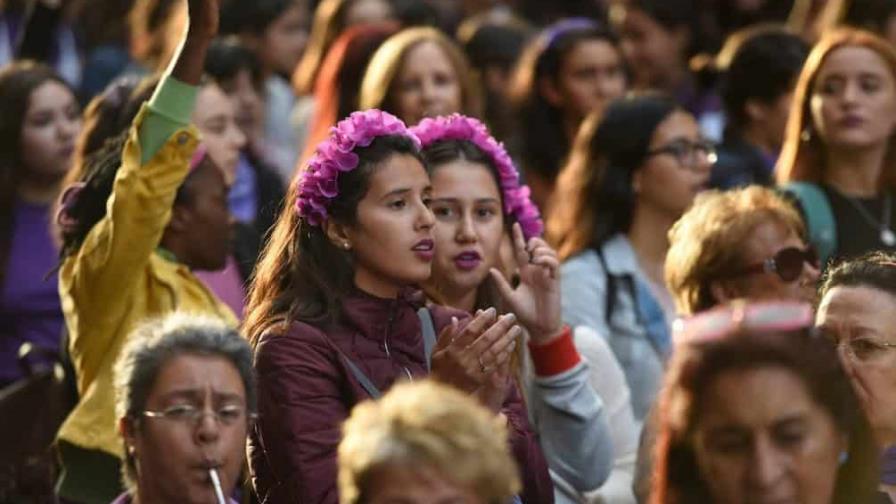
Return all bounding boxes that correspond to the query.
[295,109,420,226]
[411,114,544,239]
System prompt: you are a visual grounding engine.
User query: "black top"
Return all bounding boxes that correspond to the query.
[822,185,896,261]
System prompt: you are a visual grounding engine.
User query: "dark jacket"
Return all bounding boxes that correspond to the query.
[248,288,554,504]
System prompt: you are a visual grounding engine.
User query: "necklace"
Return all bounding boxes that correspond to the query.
[842,192,896,247]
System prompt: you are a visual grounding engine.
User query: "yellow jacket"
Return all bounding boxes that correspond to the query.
[58,105,237,459]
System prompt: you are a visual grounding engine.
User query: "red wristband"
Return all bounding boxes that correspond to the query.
[527,326,581,376]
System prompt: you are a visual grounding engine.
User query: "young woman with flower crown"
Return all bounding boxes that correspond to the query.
[411,114,639,503]
[243,110,553,504]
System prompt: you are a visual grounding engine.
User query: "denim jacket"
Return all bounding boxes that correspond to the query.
[560,234,670,421]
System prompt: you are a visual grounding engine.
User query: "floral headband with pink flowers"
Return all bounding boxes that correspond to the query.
[410,114,544,239]
[295,109,420,226]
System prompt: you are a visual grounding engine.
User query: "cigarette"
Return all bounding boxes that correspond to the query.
[209,467,227,504]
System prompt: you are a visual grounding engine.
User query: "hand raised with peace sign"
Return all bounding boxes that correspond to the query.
[490,223,564,344]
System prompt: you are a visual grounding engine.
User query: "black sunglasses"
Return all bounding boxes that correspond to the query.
[734,246,819,283]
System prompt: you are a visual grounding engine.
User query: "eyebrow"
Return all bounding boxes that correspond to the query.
[158,389,245,403]
[431,196,501,204]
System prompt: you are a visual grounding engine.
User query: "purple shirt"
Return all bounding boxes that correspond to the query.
[0,200,64,386]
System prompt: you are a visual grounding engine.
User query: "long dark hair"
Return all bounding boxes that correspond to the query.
[58,77,158,259]
[548,94,679,260]
[0,61,73,284]
[652,328,878,504]
[510,22,621,183]
[243,135,423,346]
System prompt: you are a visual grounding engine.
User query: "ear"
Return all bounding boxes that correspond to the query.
[631,169,643,195]
[323,220,353,251]
[709,279,741,306]
[538,75,565,107]
[167,204,192,234]
[119,416,137,453]
[671,26,692,57]
[744,99,767,124]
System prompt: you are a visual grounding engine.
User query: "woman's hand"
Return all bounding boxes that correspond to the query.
[473,356,512,413]
[430,308,521,393]
[170,0,219,85]
[490,223,564,344]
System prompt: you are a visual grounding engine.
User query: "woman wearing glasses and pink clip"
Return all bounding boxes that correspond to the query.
[651,300,879,504]
[817,252,896,503]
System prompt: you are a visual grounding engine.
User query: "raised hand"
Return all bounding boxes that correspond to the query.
[431,308,521,394]
[490,223,563,344]
[186,0,220,40]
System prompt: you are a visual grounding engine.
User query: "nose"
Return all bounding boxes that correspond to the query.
[58,116,80,141]
[801,259,821,285]
[456,212,477,244]
[748,436,787,491]
[416,198,435,231]
[230,123,247,150]
[842,80,860,106]
[194,409,221,445]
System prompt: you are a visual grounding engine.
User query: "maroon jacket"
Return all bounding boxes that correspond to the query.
[248,288,554,504]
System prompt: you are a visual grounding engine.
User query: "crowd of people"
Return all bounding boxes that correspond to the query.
[3,0,896,503]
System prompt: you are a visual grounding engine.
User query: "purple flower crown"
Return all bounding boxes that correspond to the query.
[411,114,544,239]
[296,109,420,226]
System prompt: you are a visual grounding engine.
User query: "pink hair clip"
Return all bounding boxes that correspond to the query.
[295,109,419,226]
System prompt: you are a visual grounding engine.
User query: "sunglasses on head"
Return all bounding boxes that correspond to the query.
[734,246,819,283]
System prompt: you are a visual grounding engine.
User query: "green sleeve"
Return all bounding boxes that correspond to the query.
[137,76,199,165]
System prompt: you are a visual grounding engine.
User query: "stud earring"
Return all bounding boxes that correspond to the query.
[343,242,351,250]
[800,127,812,142]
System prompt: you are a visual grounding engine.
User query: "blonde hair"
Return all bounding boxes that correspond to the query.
[292,0,351,96]
[776,28,896,191]
[337,380,520,504]
[358,27,482,121]
[665,186,807,315]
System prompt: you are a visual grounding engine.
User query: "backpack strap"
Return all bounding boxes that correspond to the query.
[595,250,617,327]
[341,355,382,399]
[782,182,837,266]
[417,307,436,371]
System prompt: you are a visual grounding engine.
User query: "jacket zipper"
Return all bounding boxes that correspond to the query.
[384,300,414,381]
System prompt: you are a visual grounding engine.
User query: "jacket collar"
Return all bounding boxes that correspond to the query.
[340,286,425,342]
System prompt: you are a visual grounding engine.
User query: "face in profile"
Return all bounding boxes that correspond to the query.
[175,157,234,272]
[810,45,896,151]
[122,354,249,504]
[428,160,505,303]
[714,219,820,305]
[617,7,687,89]
[816,285,896,444]
[390,41,463,126]
[634,110,712,218]
[363,463,486,504]
[692,366,845,504]
[338,153,435,296]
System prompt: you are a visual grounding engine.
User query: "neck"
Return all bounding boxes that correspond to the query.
[627,203,673,284]
[740,123,777,157]
[563,114,583,148]
[17,174,63,205]
[354,271,401,299]
[824,144,887,197]
[436,284,478,313]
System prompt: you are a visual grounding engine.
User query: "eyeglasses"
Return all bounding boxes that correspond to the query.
[825,335,896,363]
[141,404,254,427]
[646,139,718,168]
[673,300,814,346]
[734,246,819,283]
